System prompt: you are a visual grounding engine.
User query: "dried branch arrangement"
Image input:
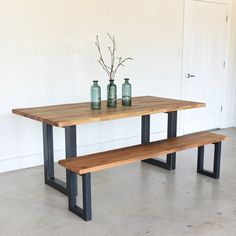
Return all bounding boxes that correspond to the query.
[95,33,133,80]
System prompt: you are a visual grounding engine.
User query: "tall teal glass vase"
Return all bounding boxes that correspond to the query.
[107,79,117,107]
[122,78,132,106]
[90,80,101,109]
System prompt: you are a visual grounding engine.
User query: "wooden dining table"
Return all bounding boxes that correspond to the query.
[12,96,205,196]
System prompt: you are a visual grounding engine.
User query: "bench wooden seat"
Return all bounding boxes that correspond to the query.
[59,131,227,175]
[59,131,227,221]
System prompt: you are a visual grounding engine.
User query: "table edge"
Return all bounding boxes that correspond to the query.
[12,101,206,127]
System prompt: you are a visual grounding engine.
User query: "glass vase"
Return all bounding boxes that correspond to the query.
[122,78,132,106]
[91,80,101,109]
[107,79,117,107]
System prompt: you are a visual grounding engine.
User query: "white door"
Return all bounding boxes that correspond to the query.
[182,0,227,134]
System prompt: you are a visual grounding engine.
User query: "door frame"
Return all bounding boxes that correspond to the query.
[180,0,232,133]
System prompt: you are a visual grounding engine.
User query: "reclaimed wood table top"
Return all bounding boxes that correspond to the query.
[12,96,205,127]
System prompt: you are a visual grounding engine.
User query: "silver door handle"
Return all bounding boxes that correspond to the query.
[186,73,196,78]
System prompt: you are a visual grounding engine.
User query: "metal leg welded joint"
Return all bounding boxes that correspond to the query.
[197,142,222,179]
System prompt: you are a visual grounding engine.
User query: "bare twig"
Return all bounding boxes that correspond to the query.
[95,36,110,75]
[112,57,133,79]
[107,33,116,80]
[95,34,133,80]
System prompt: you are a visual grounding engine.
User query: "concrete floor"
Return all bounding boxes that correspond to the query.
[0,128,236,236]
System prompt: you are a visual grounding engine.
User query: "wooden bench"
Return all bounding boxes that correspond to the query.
[59,131,228,221]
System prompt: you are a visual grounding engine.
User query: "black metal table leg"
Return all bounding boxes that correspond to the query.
[68,171,92,221]
[65,126,77,195]
[141,115,150,144]
[142,112,177,170]
[65,126,92,221]
[166,111,177,170]
[43,123,67,195]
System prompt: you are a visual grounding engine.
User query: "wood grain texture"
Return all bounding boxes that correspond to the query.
[12,96,205,127]
[59,132,228,175]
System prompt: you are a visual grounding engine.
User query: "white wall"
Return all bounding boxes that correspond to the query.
[231,1,236,126]
[0,0,235,173]
[225,0,236,127]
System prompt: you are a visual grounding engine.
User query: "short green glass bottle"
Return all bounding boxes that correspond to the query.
[122,78,132,106]
[91,80,101,109]
[107,79,117,107]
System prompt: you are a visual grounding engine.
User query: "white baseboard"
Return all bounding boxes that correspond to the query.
[0,153,44,173]
[221,119,235,129]
[0,130,171,173]
[232,119,236,128]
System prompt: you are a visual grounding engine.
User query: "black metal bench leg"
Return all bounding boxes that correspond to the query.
[213,142,222,179]
[142,112,177,170]
[68,171,92,221]
[197,145,205,173]
[197,142,222,179]
[43,123,67,195]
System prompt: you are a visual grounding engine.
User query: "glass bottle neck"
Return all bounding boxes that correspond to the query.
[109,79,114,85]
[93,80,98,85]
[124,78,129,83]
